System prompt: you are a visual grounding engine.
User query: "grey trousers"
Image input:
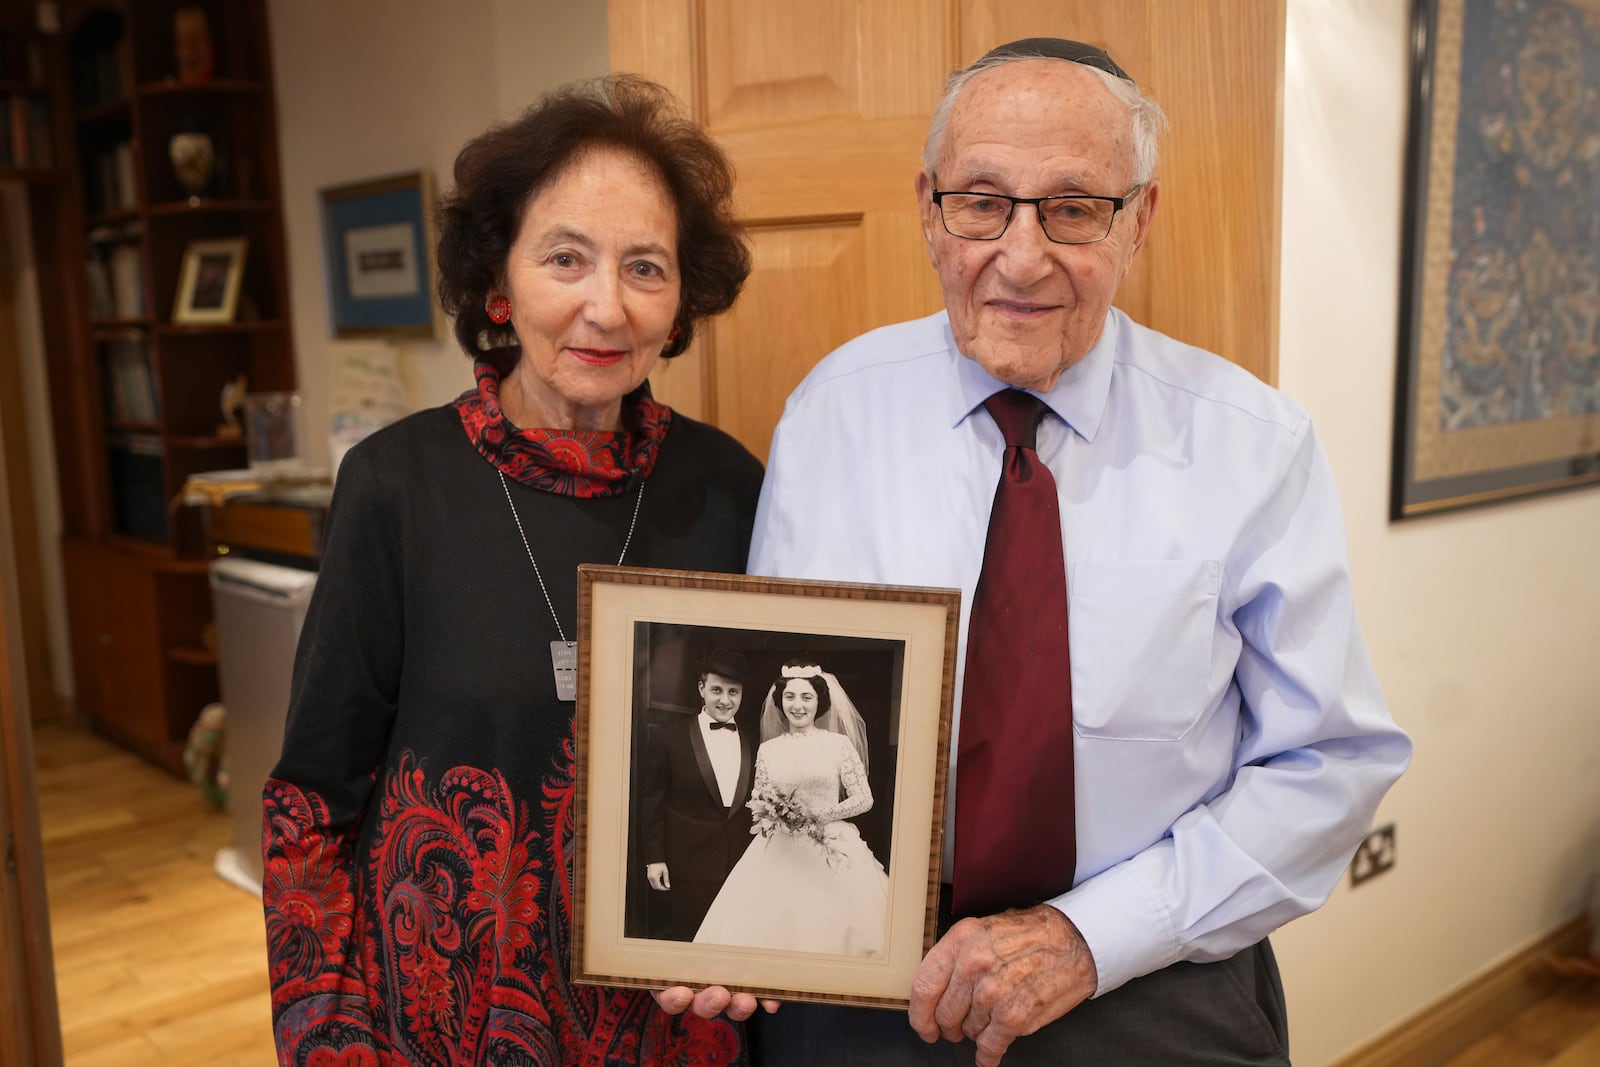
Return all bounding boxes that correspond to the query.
[751,940,1290,1066]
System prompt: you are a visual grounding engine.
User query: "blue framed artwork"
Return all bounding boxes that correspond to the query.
[319,171,439,340]
[1393,0,1600,518]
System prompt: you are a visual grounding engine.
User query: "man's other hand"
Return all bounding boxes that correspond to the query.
[646,862,671,890]
[909,905,1098,1067]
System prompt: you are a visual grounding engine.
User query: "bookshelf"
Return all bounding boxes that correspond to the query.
[21,0,296,774]
[0,7,59,180]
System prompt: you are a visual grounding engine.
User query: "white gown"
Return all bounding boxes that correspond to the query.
[693,729,890,956]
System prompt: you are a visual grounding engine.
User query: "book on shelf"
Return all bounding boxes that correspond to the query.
[0,28,46,85]
[0,94,47,168]
[85,253,113,319]
[86,223,146,320]
[69,39,128,110]
[102,337,158,423]
[106,431,168,544]
[88,141,136,212]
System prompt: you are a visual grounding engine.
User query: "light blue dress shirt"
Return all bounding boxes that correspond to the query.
[749,308,1412,997]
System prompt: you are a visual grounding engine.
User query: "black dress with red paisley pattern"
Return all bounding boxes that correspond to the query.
[262,391,762,1067]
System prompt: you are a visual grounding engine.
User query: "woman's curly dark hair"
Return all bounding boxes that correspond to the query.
[436,74,751,360]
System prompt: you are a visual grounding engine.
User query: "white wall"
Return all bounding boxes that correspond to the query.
[1272,2,1600,1064]
[267,0,610,470]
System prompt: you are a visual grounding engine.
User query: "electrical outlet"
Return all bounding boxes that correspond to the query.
[1350,823,1397,887]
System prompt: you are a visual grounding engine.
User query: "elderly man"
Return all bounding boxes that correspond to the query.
[744,38,1412,1066]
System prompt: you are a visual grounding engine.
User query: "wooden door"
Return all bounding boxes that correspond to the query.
[0,337,64,1067]
[611,0,1284,461]
[0,189,58,724]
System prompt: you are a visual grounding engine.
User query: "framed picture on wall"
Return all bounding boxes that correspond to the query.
[172,237,247,324]
[1392,0,1600,518]
[319,171,440,340]
[572,564,960,1008]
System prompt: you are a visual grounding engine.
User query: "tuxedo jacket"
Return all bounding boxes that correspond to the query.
[639,713,756,881]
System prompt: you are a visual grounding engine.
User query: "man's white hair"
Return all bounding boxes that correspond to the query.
[922,54,1169,187]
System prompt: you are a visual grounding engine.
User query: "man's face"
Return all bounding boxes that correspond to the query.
[916,60,1158,392]
[698,672,744,723]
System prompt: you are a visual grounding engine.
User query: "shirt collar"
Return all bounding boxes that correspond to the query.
[946,308,1119,443]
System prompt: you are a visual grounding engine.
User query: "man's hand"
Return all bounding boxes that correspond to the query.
[646,862,671,890]
[909,905,1097,1067]
[652,986,781,1021]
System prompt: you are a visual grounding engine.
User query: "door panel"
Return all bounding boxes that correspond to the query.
[710,220,870,455]
[613,0,1284,459]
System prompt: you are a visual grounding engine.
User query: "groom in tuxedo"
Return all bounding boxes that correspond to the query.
[639,648,757,941]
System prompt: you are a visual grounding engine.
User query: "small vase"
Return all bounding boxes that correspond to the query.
[169,131,214,201]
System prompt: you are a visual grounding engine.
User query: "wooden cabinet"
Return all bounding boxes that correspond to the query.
[26,0,293,770]
[61,537,219,774]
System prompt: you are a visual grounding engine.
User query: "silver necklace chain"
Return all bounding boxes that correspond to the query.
[498,469,645,643]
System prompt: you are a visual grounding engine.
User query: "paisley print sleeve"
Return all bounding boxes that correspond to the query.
[261,444,402,1059]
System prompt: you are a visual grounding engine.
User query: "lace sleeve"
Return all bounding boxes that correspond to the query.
[815,735,873,823]
[748,747,773,808]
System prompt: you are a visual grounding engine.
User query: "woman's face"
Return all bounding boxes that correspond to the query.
[781,679,820,731]
[494,146,680,430]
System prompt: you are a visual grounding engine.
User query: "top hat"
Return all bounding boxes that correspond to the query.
[702,648,748,683]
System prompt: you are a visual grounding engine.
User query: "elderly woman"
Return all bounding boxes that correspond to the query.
[694,663,890,957]
[262,76,764,1065]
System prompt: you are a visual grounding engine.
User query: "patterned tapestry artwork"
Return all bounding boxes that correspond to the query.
[1395,0,1600,515]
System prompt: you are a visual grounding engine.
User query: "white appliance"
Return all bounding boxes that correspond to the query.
[209,556,316,894]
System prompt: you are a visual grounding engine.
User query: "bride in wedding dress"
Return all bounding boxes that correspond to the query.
[693,662,890,956]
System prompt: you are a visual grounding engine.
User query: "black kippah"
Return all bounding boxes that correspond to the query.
[977,37,1134,83]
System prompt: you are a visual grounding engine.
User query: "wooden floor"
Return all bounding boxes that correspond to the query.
[33,723,277,1067]
[1440,978,1600,1067]
[29,723,1600,1067]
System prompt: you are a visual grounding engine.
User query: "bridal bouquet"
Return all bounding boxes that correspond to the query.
[747,785,848,868]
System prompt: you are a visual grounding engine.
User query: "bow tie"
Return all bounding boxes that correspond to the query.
[708,720,737,731]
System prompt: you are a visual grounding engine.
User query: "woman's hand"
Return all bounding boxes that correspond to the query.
[653,986,781,1021]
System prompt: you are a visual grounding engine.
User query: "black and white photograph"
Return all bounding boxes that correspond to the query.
[573,565,958,1007]
[625,627,900,957]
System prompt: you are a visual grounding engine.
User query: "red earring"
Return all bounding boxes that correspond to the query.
[487,297,512,325]
[668,324,680,344]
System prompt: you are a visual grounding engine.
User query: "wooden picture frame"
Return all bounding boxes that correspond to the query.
[318,171,439,340]
[573,565,960,1008]
[1392,0,1600,517]
[171,237,246,324]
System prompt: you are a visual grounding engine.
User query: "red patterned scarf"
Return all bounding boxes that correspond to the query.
[453,351,671,498]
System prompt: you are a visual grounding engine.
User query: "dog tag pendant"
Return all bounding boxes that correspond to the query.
[550,641,578,701]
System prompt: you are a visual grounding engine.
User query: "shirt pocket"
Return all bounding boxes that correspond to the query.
[1069,559,1221,741]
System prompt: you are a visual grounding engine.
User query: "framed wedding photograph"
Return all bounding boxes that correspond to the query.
[573,565,960,1008]
[172,237,247,324]
[319,170,440,340]
[1392,0,1600,517]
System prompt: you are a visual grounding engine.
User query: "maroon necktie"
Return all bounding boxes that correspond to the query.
[952,389,1076,918]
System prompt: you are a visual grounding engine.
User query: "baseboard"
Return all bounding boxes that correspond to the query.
[1332,916,1592,1067]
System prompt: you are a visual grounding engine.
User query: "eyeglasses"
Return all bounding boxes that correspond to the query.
[931,186,1143,245]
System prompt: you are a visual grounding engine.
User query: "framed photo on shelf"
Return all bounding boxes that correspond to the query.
[172,237,247,325]
[1392,0,1600,518]
[573,565,960,1008]
[319,171,439,340]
